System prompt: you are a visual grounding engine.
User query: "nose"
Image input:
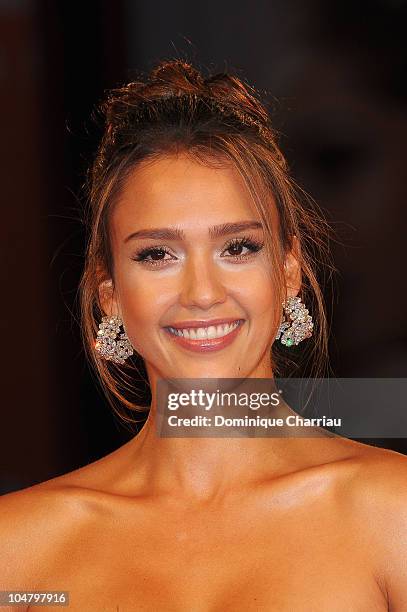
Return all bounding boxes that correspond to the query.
[179,251,228,310]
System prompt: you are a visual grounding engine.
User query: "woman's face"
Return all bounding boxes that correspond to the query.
[103,153,298,384]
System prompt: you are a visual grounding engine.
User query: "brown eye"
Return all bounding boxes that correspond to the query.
[222,236,264,260]
[149,249,166,260]
[131,246,176,267]
[227,242,244,256]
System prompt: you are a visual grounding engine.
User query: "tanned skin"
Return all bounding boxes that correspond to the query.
[1,154,406,611]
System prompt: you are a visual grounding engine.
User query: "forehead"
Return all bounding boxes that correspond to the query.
[111,154,258,238]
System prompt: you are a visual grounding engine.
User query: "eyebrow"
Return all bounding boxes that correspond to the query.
[124,221,263,243]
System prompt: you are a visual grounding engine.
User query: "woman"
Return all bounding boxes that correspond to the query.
[1,59,407,611]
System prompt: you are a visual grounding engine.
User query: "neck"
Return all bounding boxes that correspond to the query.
[122,387,307,506]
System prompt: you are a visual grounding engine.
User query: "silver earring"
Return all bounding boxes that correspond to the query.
[275,296,313,347]
[94,314,134,364]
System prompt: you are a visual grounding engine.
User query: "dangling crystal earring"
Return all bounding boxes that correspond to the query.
[94,314,134,364]
[275,296,313,347]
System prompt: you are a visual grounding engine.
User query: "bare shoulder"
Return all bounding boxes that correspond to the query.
[335,437,407,495]
[334,439,407,610]
[0,476,101,588]
[328,436,407,504]
[349,439,407,520]
[0,440,130,587]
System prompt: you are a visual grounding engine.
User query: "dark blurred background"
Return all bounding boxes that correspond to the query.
[1,0,407,494]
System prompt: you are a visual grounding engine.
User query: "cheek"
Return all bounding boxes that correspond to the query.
[116,263,279,334]
[117,281,162,357]
[238,268,282,349]
[117,270,174,328]
[238,268,276,317]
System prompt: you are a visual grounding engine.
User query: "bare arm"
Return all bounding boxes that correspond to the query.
[354,451,407,611]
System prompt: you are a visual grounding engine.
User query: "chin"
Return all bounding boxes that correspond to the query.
[173,366,245,379]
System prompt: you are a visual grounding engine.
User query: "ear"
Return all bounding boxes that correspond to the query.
[98,278,120,318]
[284,235,302,297]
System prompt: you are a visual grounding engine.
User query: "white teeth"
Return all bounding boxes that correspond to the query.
[206,326,217,339]
[167,321,241,340]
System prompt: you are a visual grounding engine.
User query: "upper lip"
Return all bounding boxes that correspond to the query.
[165,318,245,330]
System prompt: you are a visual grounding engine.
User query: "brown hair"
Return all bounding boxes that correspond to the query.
[79,59,334,426]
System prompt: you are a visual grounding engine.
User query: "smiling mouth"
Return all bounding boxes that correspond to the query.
[162,319,246,353]
[165,320,244,340]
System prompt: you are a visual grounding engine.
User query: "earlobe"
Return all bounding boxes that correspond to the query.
[284,236,302,296]
[98,279,120,317]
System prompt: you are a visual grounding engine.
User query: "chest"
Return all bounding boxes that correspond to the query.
[37,498,387,611]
